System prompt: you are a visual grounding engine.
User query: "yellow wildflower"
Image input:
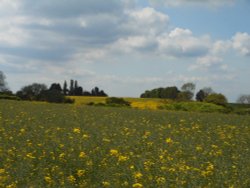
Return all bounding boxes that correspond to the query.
[67,175,76,183]
[73,128,81,134]
[110,149,119,156]
[79,151,86,158]
[132,183,143,188]
[77,169,85,177]
[118,155,129,162]
[44,176,53,184]
[165,137,173,144]
[134,172,143,179]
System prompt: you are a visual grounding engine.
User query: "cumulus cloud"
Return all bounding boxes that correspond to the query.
[232,32,250,56]
[157,28,211,57]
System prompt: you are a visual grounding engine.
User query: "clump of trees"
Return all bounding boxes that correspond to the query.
[141,83,197,101]
[62,79,107,97]
[141,83,228,107]
[15,80,108,103]
[16,83,74,103]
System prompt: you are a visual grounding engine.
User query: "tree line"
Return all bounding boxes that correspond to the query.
[0,71,107,103]
[140,83,229,106]
[1,70,250,104]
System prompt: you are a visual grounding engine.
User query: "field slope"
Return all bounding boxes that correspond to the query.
[0,100,250,187]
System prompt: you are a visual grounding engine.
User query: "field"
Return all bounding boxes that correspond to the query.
[0,100,250,187]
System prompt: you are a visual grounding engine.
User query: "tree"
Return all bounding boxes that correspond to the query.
[140,86,180,100]
[237,95,250,104]
[16,83,47,100]
[49,83,62,92]
[0,71,8,92]
[63,80,68,95]
[91,87,99,96]
[75,86,83,96]
[69,79,74,95]
[181,82,195,100]
[196,90,206,102]
[40,89,65,103]
[177,91,193,101]
[204,93,228,106]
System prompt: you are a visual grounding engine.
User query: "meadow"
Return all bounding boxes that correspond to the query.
[0,99,250,187]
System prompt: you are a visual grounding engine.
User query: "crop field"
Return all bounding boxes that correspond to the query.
[69,96,166,110]
[0,100,250,187]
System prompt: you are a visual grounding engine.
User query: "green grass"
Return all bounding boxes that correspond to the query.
[0,100,250,187]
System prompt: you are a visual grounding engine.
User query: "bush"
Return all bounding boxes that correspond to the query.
[105,97,130,107]
[40,90,74,104]
[204,93,228,106]
[0,94,20,101]
[162,102,229,113]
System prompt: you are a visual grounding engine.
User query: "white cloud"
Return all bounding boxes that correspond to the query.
[122,7,170,36]
[157,28,211,57]
[232,32,250,56]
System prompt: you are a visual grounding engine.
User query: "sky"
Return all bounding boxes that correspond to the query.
[0,0,250,102]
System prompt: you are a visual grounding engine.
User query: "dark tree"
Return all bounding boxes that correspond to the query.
[196,90,206,102]
[49,83,62,92]
[74,80,78,91]
[69,79,74,95]
[75,86,83,96]
[83,91,92,96]
[63,80,68,95]
[99,90,108,97]
[40,90,65,103]
[91,87,99,96]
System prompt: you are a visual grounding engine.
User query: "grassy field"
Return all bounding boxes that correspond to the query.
[0,100,250,187]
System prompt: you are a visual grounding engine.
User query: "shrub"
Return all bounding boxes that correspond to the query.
[105,97,130,107]
[204,93,228,106]
[0,94,20,101]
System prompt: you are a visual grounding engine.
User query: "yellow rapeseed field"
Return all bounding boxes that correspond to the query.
[0,100,250,187]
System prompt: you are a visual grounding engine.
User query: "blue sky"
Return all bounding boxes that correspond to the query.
[0,0,250,101]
